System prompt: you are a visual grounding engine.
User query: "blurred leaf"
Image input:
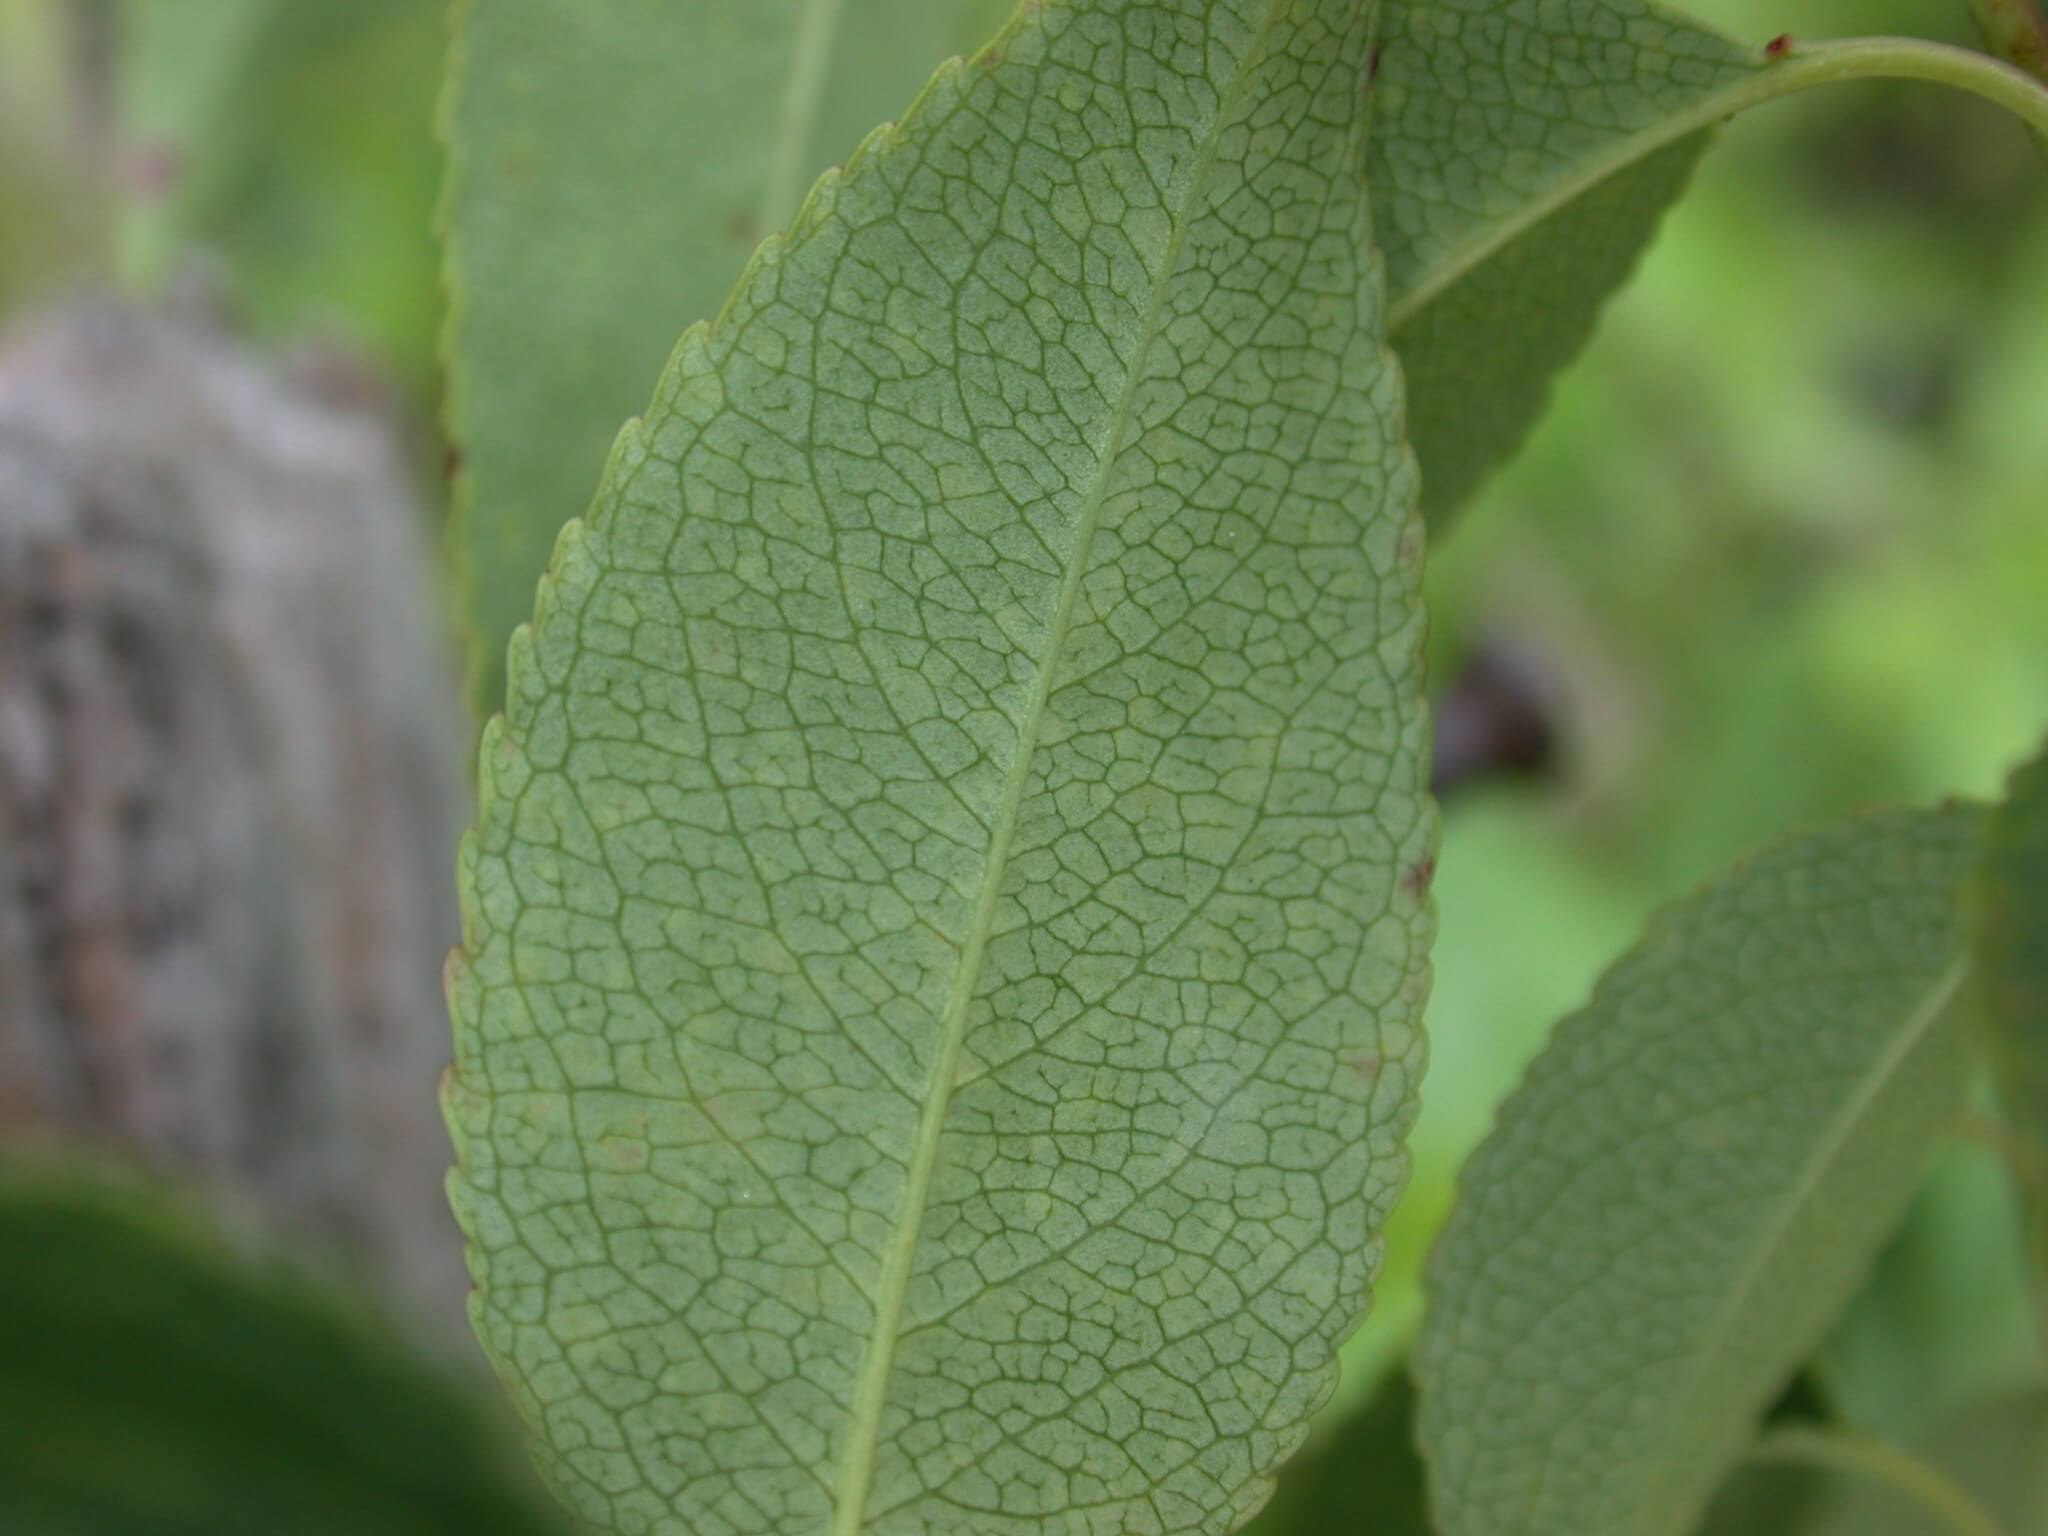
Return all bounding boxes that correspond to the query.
[1369,0,1758,523]
[1693,1375,1840,1536]
[1705,1383,2048,1536]
[443,0,1016,718]
[1814,1383,2048,1534]
[1242,1369,1431,1536]
[1417,806,1982,1536]
[1974,738,2048,1290]
[115,0,444,387]
[444,2,1431,1530]
[1817,1136,2037,1438]
[0,1172,569,1536]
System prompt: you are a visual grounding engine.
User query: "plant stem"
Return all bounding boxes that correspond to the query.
[1748,1425,2010,1536]
[1391,33,2048,329]
[1757,36,2048,140]
[1966,0,2048,84]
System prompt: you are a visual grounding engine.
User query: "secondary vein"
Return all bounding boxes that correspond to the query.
[824,6,1287,1530]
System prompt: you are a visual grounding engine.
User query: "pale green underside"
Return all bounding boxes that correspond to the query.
[444,0,1765,718]
[446,2,1432,1533]
[444,0,1018,717]
[1416,806,1982,1536]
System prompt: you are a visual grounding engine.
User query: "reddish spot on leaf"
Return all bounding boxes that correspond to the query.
[1345,1052,1383,1082]
[1764,33,1792,58]
[1402,854,1436,897]
[1365,43,1383,89]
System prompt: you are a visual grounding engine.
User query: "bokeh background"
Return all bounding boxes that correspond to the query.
[1,0,2043,1527]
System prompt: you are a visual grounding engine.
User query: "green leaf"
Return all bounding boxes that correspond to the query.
[443,0,1017,718]
[0,1171,568,1536]
[1975,740,2048,1270]
[1240,1367,1431,1536]
[1708,1385,2048,1536]
[1416,806,1983,1536]
[444,2,1433,1532]
[1367,0,1758,522]
[1827,1384,2048,1535]
[1817,1139,2037,1440]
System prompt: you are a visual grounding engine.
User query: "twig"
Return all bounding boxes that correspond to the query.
[1967,0,2048,85]
[1748,1425,2010,1536]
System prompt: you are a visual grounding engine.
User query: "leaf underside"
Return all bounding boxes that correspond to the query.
[445,0,1766,718]
[1416,806,1982,1536]
[446,3,1432,1534]
[442,0,1016,717]
[1367,0,1757,523]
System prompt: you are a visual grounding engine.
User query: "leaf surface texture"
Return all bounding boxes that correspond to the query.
[1416,806,1981,1536]
[443,0,1017,714]
[1367,0,1757,521]
[446,2,1433,1532]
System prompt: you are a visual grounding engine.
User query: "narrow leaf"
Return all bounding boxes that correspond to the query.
[1367,0,1759,522]
[1416,806,1983,1536]
[442,0,1016,717]
[445,2,1433,1531]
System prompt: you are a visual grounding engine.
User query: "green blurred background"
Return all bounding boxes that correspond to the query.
[1,0,2043,1520]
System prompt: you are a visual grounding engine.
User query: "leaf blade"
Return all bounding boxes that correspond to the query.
[1367,0,1759,523]
[446,3,1432,1533]
[441,0,1017,718]
[1416,806,1983,1536]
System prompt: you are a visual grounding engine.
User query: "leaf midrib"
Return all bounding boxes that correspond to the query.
[1386,37,2048,331]
[1621,955,1970,1536]
[1384,92,1740,331]
[825,8,1287,1530]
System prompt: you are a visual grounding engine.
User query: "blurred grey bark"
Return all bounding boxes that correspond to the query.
[0,302,469,1339]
